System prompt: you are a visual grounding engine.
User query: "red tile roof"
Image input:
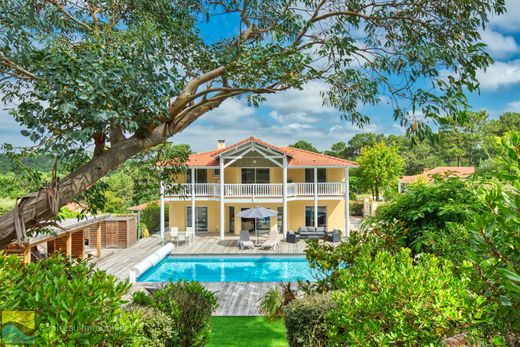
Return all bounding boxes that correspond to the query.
[127,201,159,211]
[400,167,475,184]
[171,137,358,167]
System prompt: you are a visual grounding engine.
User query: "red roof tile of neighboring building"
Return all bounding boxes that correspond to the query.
[127,201,159,211]
[160,137,358,167]
[400,166,475,184]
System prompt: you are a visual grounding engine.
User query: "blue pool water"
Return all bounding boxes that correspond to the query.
[137,256,314,282]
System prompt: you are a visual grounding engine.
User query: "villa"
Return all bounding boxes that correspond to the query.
[158,137,358,241]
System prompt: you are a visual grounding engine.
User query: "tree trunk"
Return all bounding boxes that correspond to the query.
[0,94,226,247]
[0,132,160,247]
[375,185,379,202]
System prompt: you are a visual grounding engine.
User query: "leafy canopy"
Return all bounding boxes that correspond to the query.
[357,141,405,200]
[0,0,507,245]
[0,0,506,157]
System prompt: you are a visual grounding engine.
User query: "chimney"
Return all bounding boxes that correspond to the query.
[217,139,226,149]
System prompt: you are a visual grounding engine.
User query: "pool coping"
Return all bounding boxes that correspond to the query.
[168,253,307,257]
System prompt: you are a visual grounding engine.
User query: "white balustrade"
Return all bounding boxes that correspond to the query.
[166,182,344,197]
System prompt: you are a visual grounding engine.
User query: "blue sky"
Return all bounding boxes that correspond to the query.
[1,1,520,152]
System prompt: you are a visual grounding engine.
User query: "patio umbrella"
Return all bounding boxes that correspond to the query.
[238,207,278,246]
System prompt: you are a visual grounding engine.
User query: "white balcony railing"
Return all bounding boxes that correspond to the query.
[166,182,344,198]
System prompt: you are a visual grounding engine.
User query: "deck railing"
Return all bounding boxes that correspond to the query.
[166,182,344,197]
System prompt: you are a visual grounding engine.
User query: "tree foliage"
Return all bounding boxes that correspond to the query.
[0,254,142,345]
[460,131,520,339]
[289,140,320,153]
[357,142,404,200]
[0,0,506,245]
[369,177,476,254]
[328,248,493,346]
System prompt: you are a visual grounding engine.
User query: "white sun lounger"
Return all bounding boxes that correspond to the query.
[261,229,279,250]
[238,230,255,250]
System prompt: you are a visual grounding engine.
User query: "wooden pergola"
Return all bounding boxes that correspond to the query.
[17,215,111,264]
[5,214,138,264]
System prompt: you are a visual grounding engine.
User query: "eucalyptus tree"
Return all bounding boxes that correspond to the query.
[0,0,506,246]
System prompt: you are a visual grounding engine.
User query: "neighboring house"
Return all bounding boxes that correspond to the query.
[158,137,358,240]
[398,166,475,193]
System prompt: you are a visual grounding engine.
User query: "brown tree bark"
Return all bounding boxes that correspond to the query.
[0,94,227,247]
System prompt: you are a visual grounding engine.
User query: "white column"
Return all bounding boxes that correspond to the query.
[344,167,350,237]
[313,167,318,227]
[160,180,165,240]
[191,168,196,233]
[282,156,288,238]
[219,157,225,240]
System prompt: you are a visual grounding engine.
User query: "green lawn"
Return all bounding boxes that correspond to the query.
[207,316,288,347]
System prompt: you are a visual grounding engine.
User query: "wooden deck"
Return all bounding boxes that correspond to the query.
[93,232,315,315]
[134,281,282,316]
[174,233,307,255]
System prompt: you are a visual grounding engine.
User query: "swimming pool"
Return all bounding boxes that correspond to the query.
[137,256,314,282]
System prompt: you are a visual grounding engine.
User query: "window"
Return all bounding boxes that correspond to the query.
[305,206,327,227]
[213,169,220,177]
[241,168,255,184]
[186,169,208,183]
[187,206,208,231]
[305,168,326,183]
[241,168,270,183]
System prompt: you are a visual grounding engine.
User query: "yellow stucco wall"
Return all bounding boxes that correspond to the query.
[167,199,346,235]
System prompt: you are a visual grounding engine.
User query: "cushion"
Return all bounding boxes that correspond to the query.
[299,227,308,232]
[316,227,325,232]
[307,227,316,232]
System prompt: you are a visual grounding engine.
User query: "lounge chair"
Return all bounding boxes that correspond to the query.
[184,227,194,245]
[238,230,254,250]
[261,229,279,250]
[165,227,179,246]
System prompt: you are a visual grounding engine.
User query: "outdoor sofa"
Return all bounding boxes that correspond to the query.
[286,227,342,243]
[297,226,328,239]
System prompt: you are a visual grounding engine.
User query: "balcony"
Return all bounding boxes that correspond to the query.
[165,182,345,198]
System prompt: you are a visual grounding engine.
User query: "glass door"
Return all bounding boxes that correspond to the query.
[187,206,208,232]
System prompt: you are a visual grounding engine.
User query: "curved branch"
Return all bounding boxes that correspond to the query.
[0,51,38,80]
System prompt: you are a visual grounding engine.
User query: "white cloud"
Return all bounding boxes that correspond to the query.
[480,28,519,58]
[489,0,520,32]
[203,98,255,125]
[269,110,321,124]
[505,100,520,112]
[264,81,334,114]
[477,60,520,90]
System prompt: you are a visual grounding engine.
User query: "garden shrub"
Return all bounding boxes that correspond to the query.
[134,281,218,347]
[304,231,401,292]
[349,200,363,216]
[258,282,298,320]
[126,305,176,347]
[0,254,142,346]
[57,206,82,219]
[132,290,153,306]
[284,293,336,347]
[368,177,476,254]
[327,248,493,346]
[142,203,161,231]
[456,131,520,342]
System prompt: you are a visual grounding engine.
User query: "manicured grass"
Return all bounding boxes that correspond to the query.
[207,316,288,347]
